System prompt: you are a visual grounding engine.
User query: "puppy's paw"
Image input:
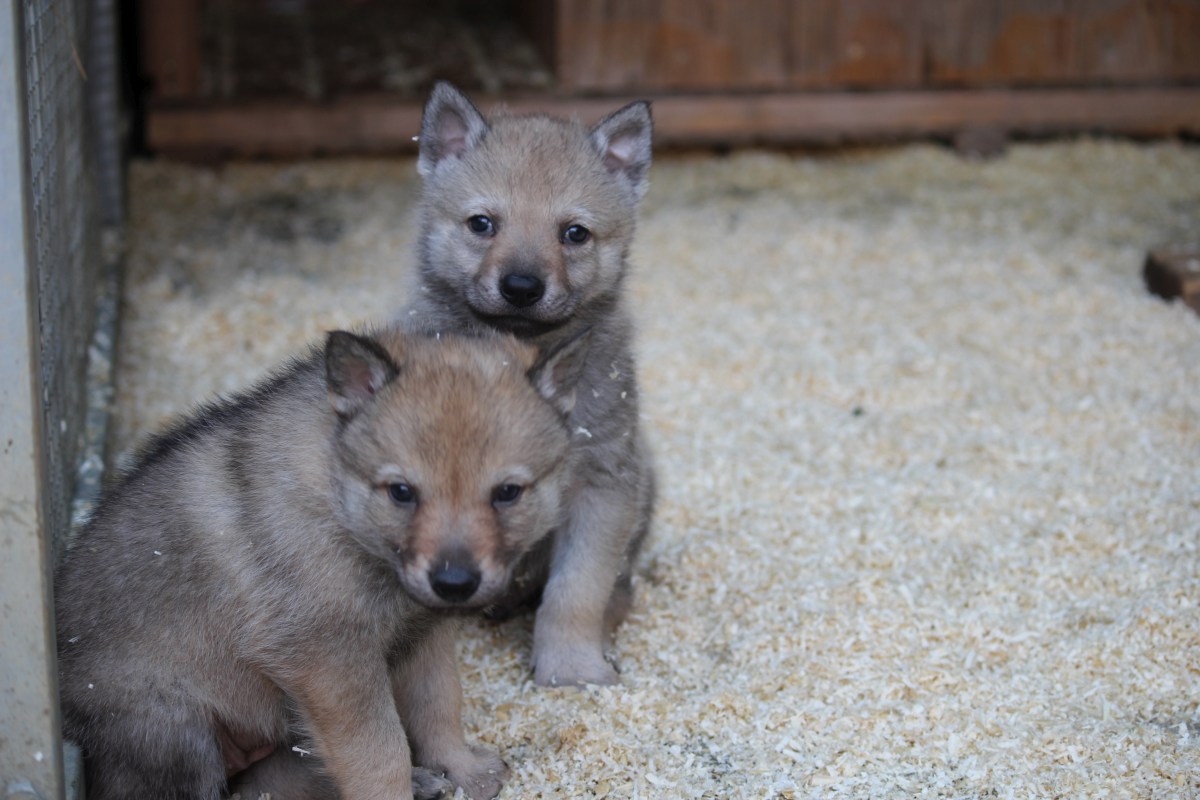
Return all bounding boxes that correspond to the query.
[441,746,509,800]
[533,645,620,687]
[412,766,455,799]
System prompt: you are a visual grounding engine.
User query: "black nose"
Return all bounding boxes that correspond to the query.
[499,273,545,308]
[429,562,482,603]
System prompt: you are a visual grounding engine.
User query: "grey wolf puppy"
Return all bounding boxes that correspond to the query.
[406,82,656,687]
[55,327,588,800]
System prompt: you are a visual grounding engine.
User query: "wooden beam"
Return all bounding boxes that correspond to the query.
[140,0,203,100]
[146,87,1200,158]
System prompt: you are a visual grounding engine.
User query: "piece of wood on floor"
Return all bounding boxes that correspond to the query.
[1143,248,1200,313]
[953,125,1009,160]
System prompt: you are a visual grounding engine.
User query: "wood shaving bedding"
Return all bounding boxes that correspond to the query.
[117,140,1200,798]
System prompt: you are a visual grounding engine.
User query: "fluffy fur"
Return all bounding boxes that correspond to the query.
[56,327,587,800]
[405,82,656,686]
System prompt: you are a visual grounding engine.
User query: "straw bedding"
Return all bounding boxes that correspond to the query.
[115,140,1200,798]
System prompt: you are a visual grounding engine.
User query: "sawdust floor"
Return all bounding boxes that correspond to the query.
[116,139,1200,798]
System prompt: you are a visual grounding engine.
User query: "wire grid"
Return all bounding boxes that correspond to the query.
[24,0,99,562]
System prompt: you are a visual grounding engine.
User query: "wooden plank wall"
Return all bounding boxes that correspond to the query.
[925,0,1200,85]
[551,0,1200,91]
[139,0,1200,156]
[140,0,203,100]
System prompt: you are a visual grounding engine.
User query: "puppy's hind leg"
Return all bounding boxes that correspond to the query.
[229,745,338,800]
[230,744,455,800]
[78,709,225,800]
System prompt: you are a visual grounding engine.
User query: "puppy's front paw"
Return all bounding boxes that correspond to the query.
[442,746,509,800]
[412,766,455,799]
[533,645,620,687]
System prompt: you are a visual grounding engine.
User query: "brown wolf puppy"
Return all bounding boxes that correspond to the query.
[406,83,657,687]
[55,327,587,800]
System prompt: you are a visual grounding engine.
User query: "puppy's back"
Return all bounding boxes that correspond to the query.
[55,354,330,731]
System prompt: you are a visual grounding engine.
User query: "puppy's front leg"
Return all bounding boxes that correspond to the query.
[393,621,508,800]
[287,659,416,800]
[534,482,639,687]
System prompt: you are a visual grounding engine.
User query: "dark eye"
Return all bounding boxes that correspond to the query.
[491,484,523,506]
[388,483,417,506]
[467,215,495,236]
[563,224,590,245]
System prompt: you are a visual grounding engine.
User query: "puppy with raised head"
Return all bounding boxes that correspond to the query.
[406,82,657,687]
[55,327,588,800]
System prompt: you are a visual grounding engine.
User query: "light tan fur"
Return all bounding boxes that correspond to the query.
[55,328,588,800]
[406,82,657,686]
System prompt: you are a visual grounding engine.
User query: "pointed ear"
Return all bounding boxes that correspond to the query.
[528,327,592,418]
[325,331,401,417]
[417,82,489,177]
[590,100,652,201]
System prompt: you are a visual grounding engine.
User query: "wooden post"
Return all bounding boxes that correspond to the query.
[140,0,202,101]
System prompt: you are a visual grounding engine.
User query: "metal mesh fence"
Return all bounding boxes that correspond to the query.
[24,0,99,564]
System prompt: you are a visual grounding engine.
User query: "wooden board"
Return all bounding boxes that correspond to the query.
[140,0,202,100]
[924,0,1200,86]
[549,0,1200,91]
[551,0,925,91]
[136,0,1200,101]
[145,87,1200,158]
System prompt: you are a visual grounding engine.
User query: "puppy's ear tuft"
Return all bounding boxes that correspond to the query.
[325,331,401,417]
[590,100,652,201]
[417,82,489,177]
[528,327,592,418]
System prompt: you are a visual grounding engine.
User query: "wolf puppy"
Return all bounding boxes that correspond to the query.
[407,82,656,687]
[55,328,586,800]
